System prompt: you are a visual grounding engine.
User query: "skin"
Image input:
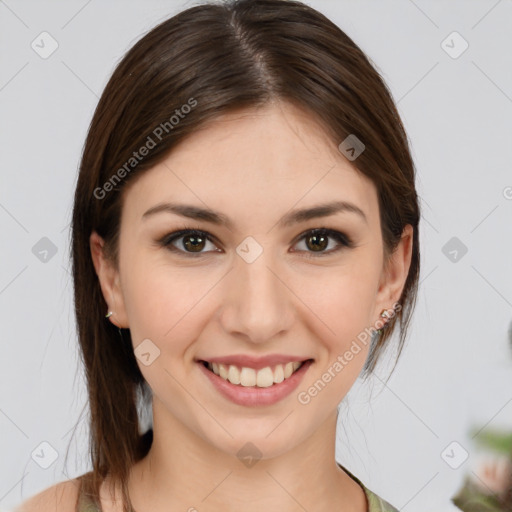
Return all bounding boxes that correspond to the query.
[89,100,413,512]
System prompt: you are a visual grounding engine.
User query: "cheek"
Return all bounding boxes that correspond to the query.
[121,262,214,397]
[301,262,379,337]
[295,272,377,406]
[121,255,215,349]
[296,264,380,391]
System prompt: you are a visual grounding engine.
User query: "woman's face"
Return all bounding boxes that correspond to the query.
[91,101,412,460]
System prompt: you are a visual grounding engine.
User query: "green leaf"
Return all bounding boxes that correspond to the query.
[470,428,512,454]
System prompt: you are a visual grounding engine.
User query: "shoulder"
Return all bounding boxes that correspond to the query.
[13,478,81,512]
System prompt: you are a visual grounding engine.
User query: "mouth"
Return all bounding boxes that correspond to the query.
[197,358,314,406]
[199,358,314,388]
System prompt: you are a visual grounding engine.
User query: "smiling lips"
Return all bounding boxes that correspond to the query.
[198,354,313,388]
[205,360,303,387]
[198,356,314,406]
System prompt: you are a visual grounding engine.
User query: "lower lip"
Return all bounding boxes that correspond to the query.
[197,359,313,407]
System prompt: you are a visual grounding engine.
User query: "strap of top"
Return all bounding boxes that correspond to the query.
[77,491,101,512]
[77,489,136,512]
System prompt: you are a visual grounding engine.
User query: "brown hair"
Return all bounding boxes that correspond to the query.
[70,0,421,510]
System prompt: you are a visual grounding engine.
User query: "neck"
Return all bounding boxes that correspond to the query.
[126,397,367,512]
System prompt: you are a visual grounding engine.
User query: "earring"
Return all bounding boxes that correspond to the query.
[105,311,114,318]
[376,308,390,335]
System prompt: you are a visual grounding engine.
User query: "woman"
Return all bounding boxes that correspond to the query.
[16,0,420,510]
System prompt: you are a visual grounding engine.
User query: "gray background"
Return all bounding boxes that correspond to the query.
[1,0,512,510]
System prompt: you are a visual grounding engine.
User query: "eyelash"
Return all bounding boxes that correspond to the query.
[157,227,354,259]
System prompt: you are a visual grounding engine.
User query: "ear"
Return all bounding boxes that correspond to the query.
[374,224,414,320]
[90,231,129,328]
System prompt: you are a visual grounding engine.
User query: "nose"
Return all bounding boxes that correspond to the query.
[217,249,295,344]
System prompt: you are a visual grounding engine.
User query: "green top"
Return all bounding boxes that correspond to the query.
[339,464,400,512]
[77,464,399,512]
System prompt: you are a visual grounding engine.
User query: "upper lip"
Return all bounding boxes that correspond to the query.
[198,354,313,370]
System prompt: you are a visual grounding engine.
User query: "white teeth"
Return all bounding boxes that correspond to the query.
[273,364,284,383]
[256,367,274,388]
[206,360,307,387]
[240,367,256,387]
[218,363,228,379]
[227,364,240,385]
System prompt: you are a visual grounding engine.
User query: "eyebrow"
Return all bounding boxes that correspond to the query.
[141,200,367,228]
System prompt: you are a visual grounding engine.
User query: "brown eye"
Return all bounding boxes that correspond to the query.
[181,233,207,252]
[304,232,329,252]
[292,228,353,257]
[161,229,219,256]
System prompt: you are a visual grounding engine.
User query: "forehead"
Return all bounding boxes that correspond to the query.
[121,102,379,231]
